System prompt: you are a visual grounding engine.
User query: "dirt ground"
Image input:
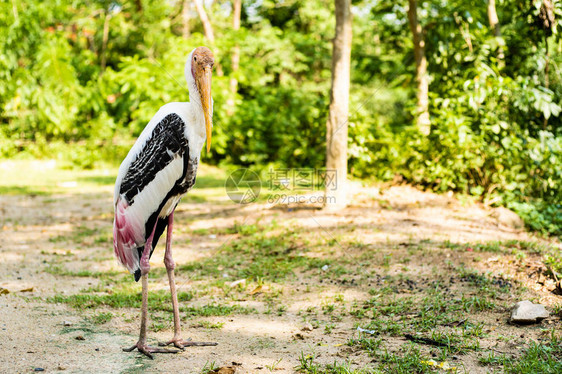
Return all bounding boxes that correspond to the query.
[0,175,560,373]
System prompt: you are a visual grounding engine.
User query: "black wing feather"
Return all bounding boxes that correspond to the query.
[120,113,200,282]
[120,113,189,204]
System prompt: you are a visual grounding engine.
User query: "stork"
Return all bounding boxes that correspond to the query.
[113,47,216,358]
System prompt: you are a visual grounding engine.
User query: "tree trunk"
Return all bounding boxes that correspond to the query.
[194,0,223,75]
[407,0,430,136]
[324,0,352,210]
[182,0,191,39]
[227,0,242,114]
[487,0,504,66]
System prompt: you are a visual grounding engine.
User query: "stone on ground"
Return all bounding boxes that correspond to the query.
[510,300,549,324]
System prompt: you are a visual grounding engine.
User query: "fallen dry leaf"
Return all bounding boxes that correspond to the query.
[248,285,263,295]
[0,287,10,295]
[209,367,236,374]
[20,287,34,292]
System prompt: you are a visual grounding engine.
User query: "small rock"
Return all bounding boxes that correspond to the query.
[34,369,44,372]
[302,323,314,332]
[58,365,66,371]
[492,207,524,229]
[511,300,549,324]
[321,265,329,271]
[63,321,72,326]
[75,335,85,341]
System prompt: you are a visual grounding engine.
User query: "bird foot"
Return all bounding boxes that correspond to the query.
[123,341,180,359]
[158,337,218,349]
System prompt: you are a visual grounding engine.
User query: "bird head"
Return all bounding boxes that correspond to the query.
[187,47,214,152]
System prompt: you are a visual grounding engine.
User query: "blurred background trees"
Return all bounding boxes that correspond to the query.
[0,0,560,234]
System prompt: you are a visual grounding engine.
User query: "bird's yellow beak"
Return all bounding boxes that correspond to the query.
[198,66,213,153]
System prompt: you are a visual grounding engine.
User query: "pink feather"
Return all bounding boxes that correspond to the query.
[113,197,144,273]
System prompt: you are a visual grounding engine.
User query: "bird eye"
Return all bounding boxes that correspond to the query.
[194,56,197,62]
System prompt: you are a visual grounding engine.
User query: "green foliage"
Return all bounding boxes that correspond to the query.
[90,311,113,325]
[0,0,560,234]
[50,288,194,311]
[480,333,562,373]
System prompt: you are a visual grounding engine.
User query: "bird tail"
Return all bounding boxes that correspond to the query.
[113,197,144,276]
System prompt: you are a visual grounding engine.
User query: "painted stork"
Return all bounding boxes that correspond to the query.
[113,47,216,358]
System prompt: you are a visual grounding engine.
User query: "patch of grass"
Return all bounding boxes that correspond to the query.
[194,320,225,329]
[277,305,288,316]
[45,265,122,279]
[324,323,336,334]
[0,185,52,196]
[90,311,113,325]
[151,321,167,332]
[49,225,102,244]
[378,345,435,373]
[266,358,283,371]
[200,360,219,374]
[444,239,553,256]
[178,222,348,284]
[0,160,118,195]
[480,334,562,373]
[49,287,193,312]
[460,295,496,312]
[246,337,275,351]
[479,352,511,366]
[347,337,383,357]
[184,303,256,318]
[296,352,371,374]
[505,335,562,373]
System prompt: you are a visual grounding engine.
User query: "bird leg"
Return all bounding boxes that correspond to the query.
[159,212,218,349]
[124,224,180,359]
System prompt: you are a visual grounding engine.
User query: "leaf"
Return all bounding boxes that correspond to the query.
[248,285,263,295]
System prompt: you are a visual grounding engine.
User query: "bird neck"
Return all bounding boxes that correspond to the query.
[183,94,207,159]
[189,94,206,133]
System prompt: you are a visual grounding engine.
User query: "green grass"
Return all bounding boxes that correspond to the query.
[49,286,256,318]
[49,287,194,311]
[193,320,225,329]
[90,311,114,325]
[378,345,436,374]
[48,225,105,244]
[184,303,256,317]
[177,221,346,284]
[0,159,227,204]
[297,352,374,374]
[45,265,123,280]
[0,160,118,195]
[479,333,562,373]
[443,239,553,256]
